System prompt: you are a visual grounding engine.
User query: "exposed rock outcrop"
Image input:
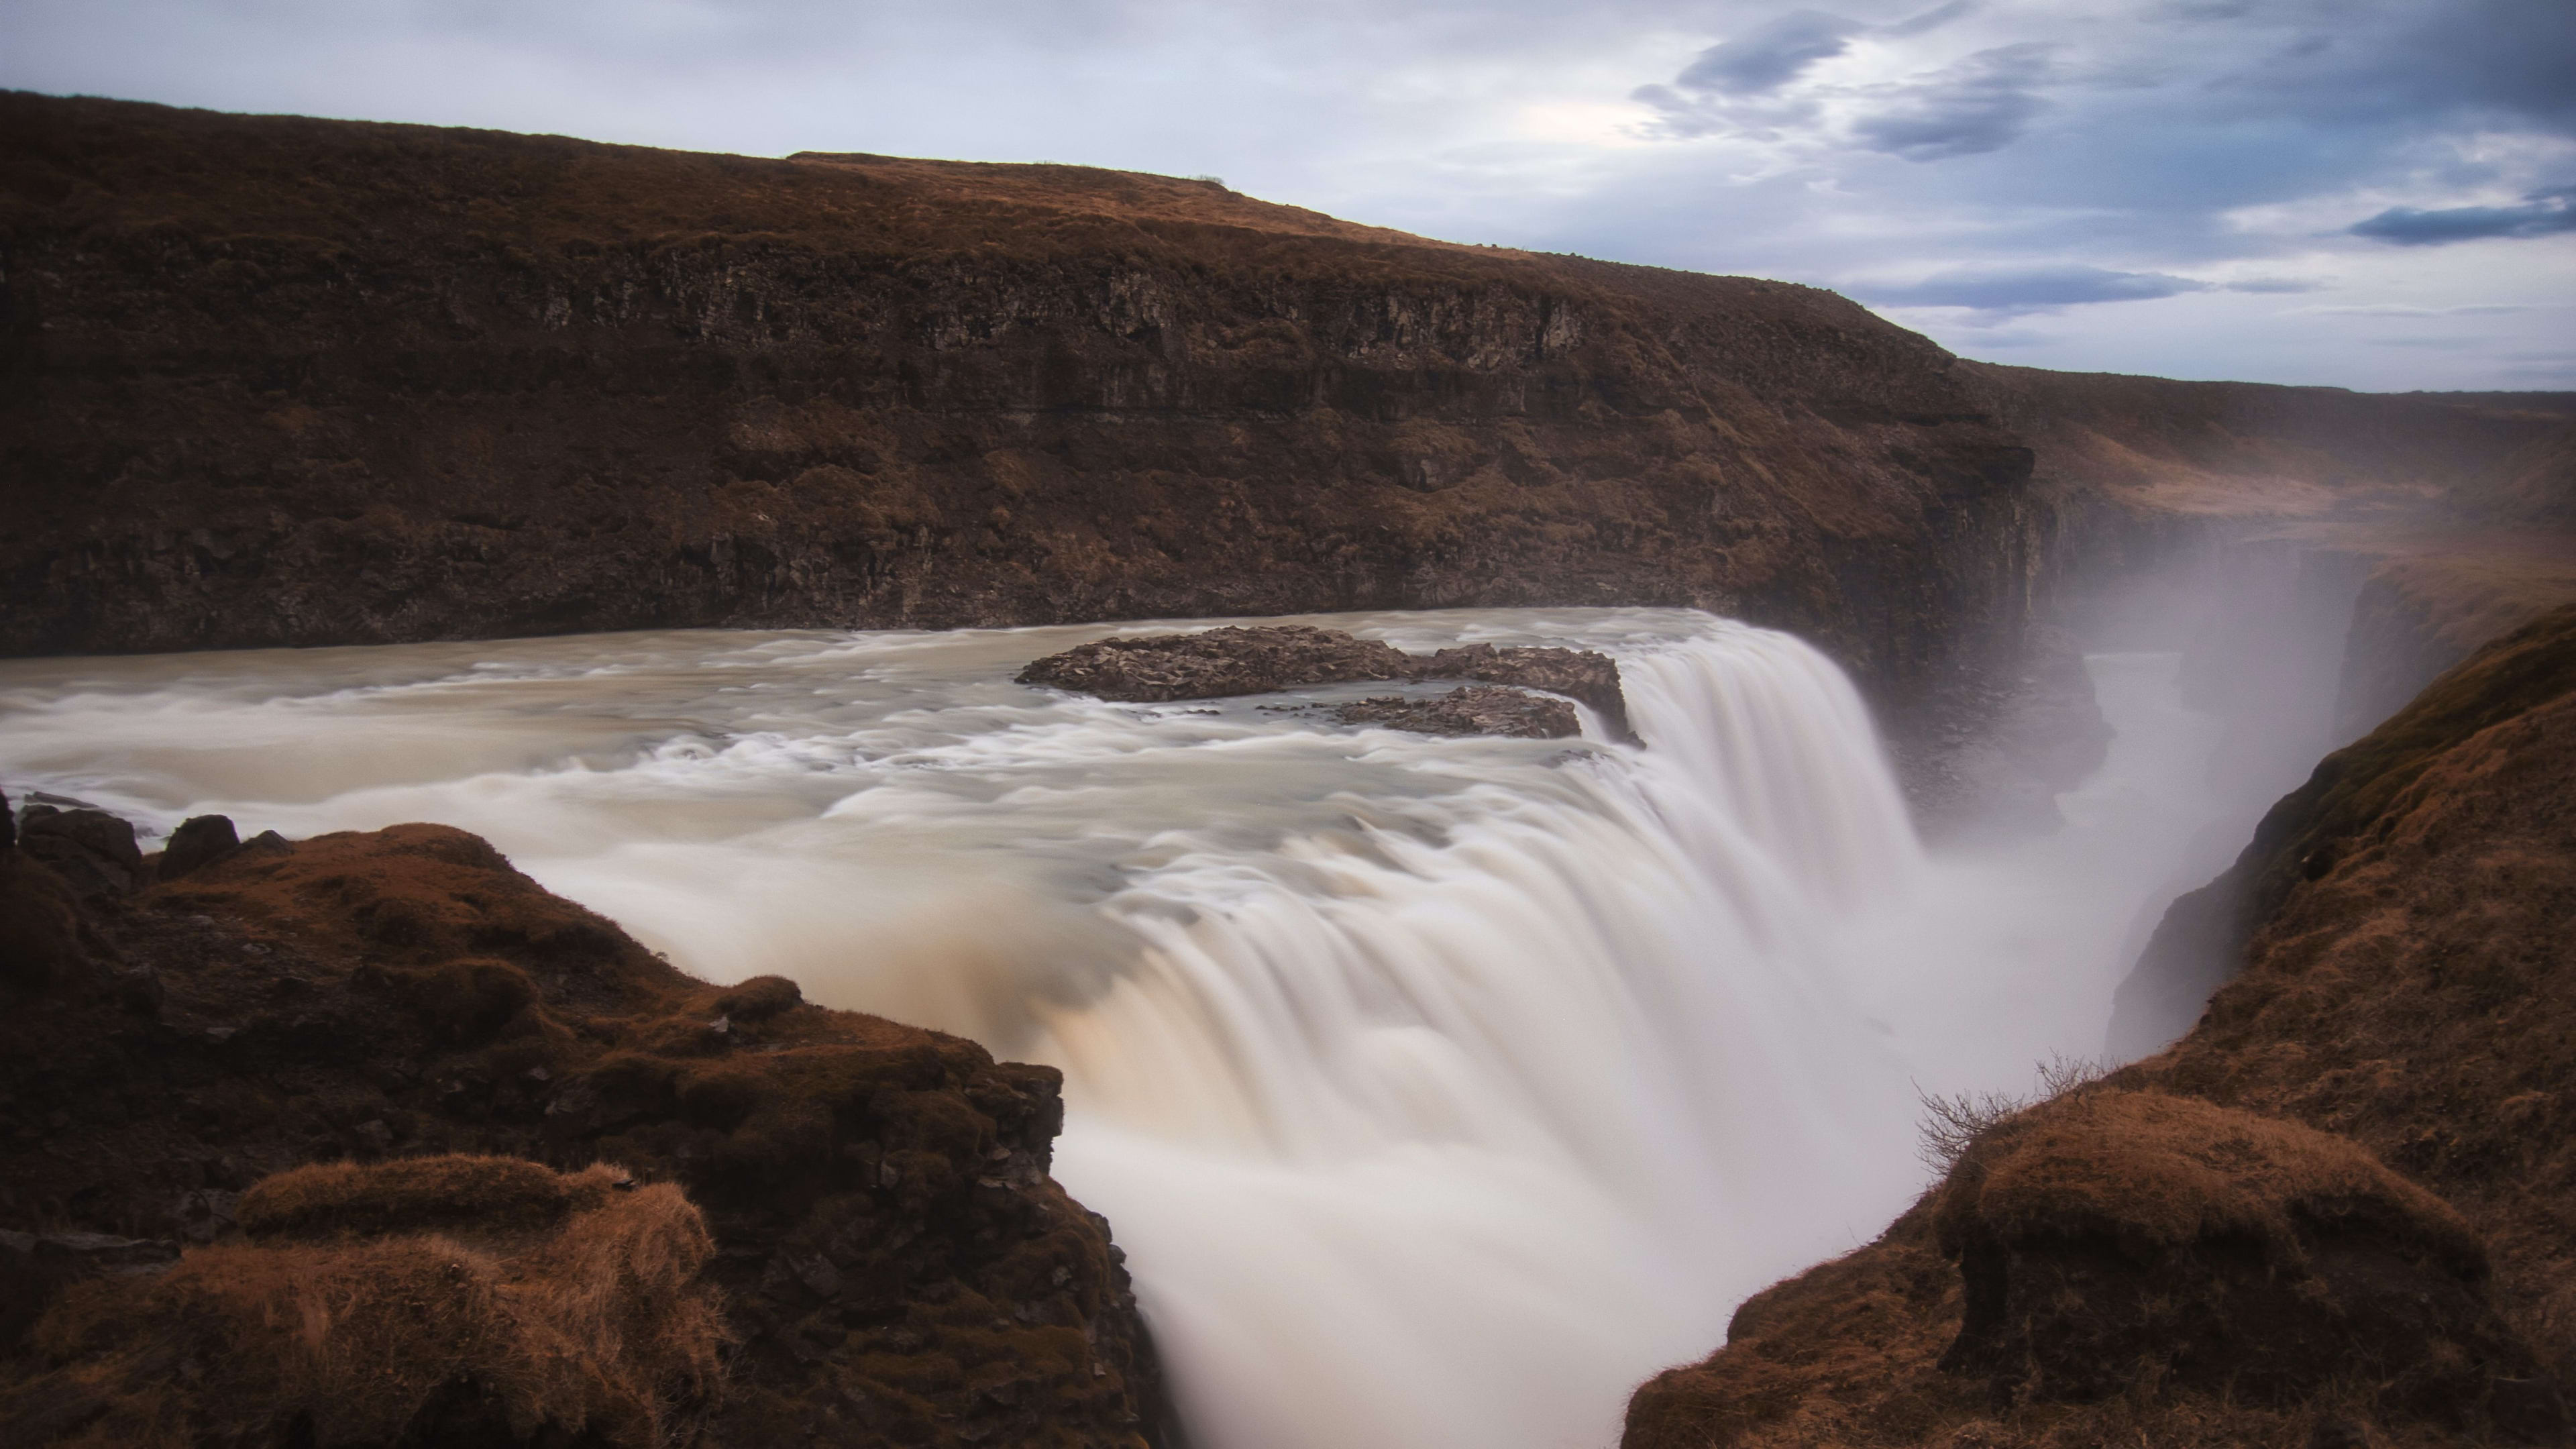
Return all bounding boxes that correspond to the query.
[1,91,2049,718]
[1018,625,1415,700]
[1018,624,1629,738]
[0,805,1168,1448]
[1331,686,1580,739]
[1623,604,2576,1449]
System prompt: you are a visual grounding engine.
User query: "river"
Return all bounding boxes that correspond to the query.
[0,606,2263,1448]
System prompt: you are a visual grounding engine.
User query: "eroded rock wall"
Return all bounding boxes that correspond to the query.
[1,92,2041,712]
[1623,604,2576,1449]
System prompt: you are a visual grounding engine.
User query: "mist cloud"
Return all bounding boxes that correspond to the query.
[2350,187,2576,246]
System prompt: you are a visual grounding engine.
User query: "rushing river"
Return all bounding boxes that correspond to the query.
[0,607,2255,1448]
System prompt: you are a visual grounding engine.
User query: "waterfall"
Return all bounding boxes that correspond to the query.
[0,606,2213,1449]
[1038,622,1929,1449]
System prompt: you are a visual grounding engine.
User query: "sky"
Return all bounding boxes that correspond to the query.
[7,0,2575,391]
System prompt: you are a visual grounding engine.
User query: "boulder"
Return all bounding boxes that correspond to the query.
[15,808,143,901]
[157,814,241,882]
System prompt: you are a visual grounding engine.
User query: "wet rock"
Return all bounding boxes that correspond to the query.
[1333,686,1582,739]
[17,807,144,901]
[1021,624,1631,739]
[1019,625,1413,701]
[1417,643,1632,739]
[158,814,241,882]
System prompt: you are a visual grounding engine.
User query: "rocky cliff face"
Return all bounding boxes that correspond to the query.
[1623,604,2576,1449]
[1,91,2043,712]
[0,804,1168,1448]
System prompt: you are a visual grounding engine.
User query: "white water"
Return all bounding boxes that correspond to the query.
[0,607,2251,1448]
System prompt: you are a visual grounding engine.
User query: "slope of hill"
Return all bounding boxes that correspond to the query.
[1,90,2044,710]
[1624,604,2576,1448]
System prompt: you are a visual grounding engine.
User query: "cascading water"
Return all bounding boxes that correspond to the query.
[0,606,2249,1448]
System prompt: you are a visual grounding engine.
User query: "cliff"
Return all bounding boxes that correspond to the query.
[1622,604,2576,1448]
[0,806,1167,1448]
[0,90,2041,708]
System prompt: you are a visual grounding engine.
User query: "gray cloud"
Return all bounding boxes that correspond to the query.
[1848,42,2058,160]
[1670,10,1863,97]
[1880,0,1980,41]
[1856,264,2210,313]
[5,0,2573,390]
[2292,303,2541,316]
[2349,186,2576,245]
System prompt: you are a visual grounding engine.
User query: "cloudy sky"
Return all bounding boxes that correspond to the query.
[9,0,2574,390]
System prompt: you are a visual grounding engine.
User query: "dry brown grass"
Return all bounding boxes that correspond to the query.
[17,1157,724,1448]
[239,1155,623,1242]
[1937,1089,2481,1271]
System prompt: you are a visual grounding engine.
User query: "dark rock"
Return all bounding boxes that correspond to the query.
[1333,686,1582,739]
[158,814,241,881]
[4,822,1170,1446]
[16,808,144,901]
[0,846,90,996]
[1020,625,1414,701]
[111,965,162,1016]
[1,788,13,851]
[1021,624,1629,740]
[171,1188,240,1245]
[1417,643,1632,739]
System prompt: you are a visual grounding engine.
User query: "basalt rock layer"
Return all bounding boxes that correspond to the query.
[1017,623,1629,736]
[1622,605,2576,1449]
[0,91,2043,708]
[0,800,1168,1448]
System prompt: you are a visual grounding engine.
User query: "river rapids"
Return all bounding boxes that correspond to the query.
[0,606,2258,1448]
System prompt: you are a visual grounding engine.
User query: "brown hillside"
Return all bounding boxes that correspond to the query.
[1621,605,2576,1449]
[0,90,2040,708]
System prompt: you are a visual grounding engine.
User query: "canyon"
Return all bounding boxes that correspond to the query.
[3,88,2575,1449]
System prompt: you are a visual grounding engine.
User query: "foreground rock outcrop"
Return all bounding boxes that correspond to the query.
[1625,605,2576,1449]
[1017,623,1628,737]
[0,798,1167,1447]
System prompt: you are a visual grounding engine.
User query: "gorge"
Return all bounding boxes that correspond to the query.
[4,89,2575,1449]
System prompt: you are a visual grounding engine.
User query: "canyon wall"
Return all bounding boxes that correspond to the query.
[1,91,2043,710]
[1625,604,2576,1449]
